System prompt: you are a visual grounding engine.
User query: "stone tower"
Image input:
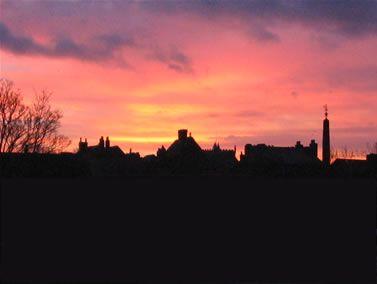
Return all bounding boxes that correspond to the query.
[322,105,330,166]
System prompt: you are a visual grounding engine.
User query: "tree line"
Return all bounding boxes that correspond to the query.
[0,78,70,153]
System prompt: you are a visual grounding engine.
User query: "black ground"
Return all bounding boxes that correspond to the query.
[1,177,376,283]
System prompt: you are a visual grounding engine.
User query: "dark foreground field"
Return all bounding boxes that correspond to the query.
[1,178,376,283]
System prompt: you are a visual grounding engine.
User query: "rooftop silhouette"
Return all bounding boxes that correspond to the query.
[0,110,376,177]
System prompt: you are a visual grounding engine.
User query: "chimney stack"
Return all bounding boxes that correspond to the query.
[105,136,110,148]
[178,129,188,141]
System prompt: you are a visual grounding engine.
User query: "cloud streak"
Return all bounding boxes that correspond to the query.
[0,22,132,67]
[148,46,194,73]
[2,1,376,70]
[144,0,377,38]
[0,21,195,72]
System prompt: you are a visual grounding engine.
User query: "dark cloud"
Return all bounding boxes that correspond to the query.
[2,1,376,50]
[0,22,131,67]
[148,46,194,73]
[248,25,280,42]
[292,0,377,36]
[0,18,193,73]
[142,0,377,38]
[96,34,135,49]
[1,1,376,71]
[0,22,45,54]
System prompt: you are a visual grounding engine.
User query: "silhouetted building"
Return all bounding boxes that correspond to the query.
[126,148,141,159]
[203,143,237,171]
[78,137,88,152]
[366,153,377,175]
[77,136,125,157]
[239,139,321,177]
[75,136,142,177]
[322,105,330,166]
[155,129,206,174]
[330,159,370,177]
[162,129,203,158]
[366,153,377,163]
[240,140,319,165]
[156,145,167,158]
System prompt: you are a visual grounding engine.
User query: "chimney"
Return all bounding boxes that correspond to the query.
[310,139,318,158]
[178,129,188,141]
[99,136,104,149]
[78,137,87,152]
[295,141,303,148]
[105,136,110,148]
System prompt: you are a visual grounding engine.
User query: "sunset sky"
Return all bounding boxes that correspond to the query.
[1,0,376,157]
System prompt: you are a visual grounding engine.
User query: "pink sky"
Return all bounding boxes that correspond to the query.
[1,1,376,157]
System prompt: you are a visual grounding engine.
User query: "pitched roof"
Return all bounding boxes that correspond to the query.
[166,136,202,157]
[80,145,125,157]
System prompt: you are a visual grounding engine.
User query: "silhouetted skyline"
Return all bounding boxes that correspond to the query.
[1,118,376,178]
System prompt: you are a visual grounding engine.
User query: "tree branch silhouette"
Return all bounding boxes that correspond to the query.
[0,79,70,153]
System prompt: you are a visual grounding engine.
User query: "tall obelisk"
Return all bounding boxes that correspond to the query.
[322,105,330,166]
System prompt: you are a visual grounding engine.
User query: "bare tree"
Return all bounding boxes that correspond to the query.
[20,91,71,153]
[0,79,27,152]
[331,144,368,161]
[341,145,355,159]
[0,79,70,153]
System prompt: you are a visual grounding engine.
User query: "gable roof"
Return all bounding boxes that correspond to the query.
[166,136,202,157]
